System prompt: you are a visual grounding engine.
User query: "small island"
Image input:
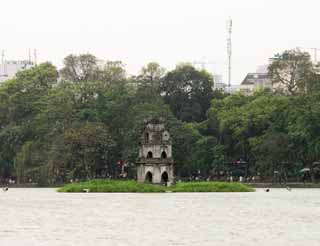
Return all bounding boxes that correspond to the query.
[57,120,254,193]
[57,180,254,193]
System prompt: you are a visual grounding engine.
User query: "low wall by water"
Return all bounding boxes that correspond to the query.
[248,182,320,188]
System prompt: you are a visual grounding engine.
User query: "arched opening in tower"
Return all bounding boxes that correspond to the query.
[147,151,153,158]
[161,151,167,159]
[161,171,169,184]
[145,172,153,183]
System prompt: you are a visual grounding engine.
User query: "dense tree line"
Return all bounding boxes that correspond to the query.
[1,49,320,185]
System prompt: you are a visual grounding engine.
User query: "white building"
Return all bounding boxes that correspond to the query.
[0,60,34,83]
[225,85,241,94]
[240,73,272,95]
[213,74,227,91]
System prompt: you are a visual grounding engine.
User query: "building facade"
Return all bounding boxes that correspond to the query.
[0,60,34,83]
[213,74,227,91]
[136,119,174,184]
[240,73,272,95]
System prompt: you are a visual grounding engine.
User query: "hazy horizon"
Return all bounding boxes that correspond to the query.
[1,0,319,84]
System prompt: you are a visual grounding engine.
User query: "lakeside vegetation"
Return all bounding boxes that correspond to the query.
[58,180,167,193]
[57,180,255,193]
[1,49,320,185]
[171,181,255,192]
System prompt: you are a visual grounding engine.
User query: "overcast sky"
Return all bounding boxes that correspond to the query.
[0,0,319,84]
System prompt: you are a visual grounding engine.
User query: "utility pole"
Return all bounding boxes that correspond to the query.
[227,17,232,88]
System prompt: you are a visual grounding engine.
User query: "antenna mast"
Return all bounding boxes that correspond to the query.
[28,49,32,63]
[1,50,7,76]
[227,17,232,88]
[34,49,37,66]
[1,50,4,75]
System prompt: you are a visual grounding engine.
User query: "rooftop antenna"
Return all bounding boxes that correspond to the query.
[1,50,7,76]
[227,17,232,88]
[28,49,32,64]
[1,50,4,75]
[33,49,37,66]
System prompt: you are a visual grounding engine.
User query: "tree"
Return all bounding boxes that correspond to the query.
[207,92,290,177]
[139,62,165,86]
[250,131,293,181]
[170,122,202,177]
[131,62,165,104]
[192,136,226,179]
[63,122,115,180]
[100,61,127,87]
[161,64,214,122]
[60,54,127,87]
[60,54,99,82]
[0,63,58,182]
[287,93,320,182]
[268,49,314,95]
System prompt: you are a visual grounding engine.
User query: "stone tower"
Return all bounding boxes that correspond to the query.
[136,119,174,184]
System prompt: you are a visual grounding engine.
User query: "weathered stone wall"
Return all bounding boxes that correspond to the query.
[137,163,174,184]
[139,144,172,159]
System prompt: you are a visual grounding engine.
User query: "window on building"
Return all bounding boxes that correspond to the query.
[147,151,153,158]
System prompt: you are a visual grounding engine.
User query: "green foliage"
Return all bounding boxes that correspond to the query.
[2,50,320,184]
[57,180,254,193]
[171,182,254,192]
[268,49,315,95]
[58,180,167,192]
[161,64,214,122]
[60,54,126,86]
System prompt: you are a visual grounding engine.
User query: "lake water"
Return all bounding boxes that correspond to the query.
[0,188,319,246]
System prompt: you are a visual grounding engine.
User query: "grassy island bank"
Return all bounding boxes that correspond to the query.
[57,180,255,193]
[172,181,255,192]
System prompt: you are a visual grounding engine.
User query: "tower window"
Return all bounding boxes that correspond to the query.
[147,151,153,158]
[161,151,167,159]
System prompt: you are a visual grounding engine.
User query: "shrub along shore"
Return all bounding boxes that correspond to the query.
[57,180,255,193]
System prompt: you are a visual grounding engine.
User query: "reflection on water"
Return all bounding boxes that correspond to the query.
[0,188,320,246]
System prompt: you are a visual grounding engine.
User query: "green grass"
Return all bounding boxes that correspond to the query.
[57,180,255,193]
[57,180,167,193]
[169,181,255,192]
